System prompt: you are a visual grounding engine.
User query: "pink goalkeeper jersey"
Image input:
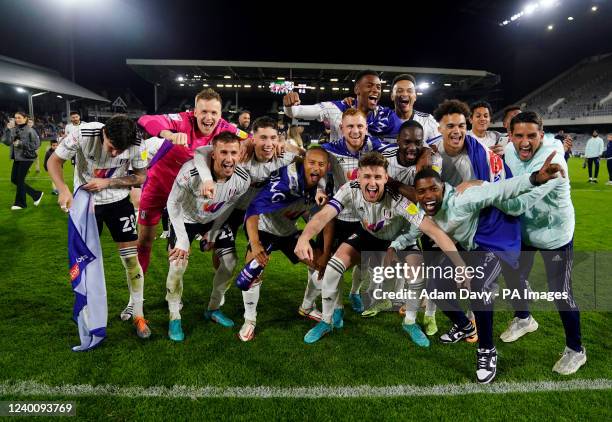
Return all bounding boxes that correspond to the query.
[137,112,250,225]
[138,111,249,169]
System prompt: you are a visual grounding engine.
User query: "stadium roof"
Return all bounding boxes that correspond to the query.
[126,59,499,94]
[0,55,109,102]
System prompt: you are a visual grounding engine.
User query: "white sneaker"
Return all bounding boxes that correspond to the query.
[298,306,323,322]
[500,315,539,342]
[10,205,23,210]
[552,346,587,375]
[33,192,44,206]
[238,319,256,342]
[160,230,170,239]
[606,181,612,186]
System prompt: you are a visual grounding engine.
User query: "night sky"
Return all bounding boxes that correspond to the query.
[1,0,611,111]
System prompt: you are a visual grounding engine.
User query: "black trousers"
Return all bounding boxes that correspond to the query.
[607,159,612,181]
[11,160,41,208]
[587,157,600,178]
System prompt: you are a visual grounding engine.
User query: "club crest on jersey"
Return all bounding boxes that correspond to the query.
[364,219,385,232]
[93,167,118,178]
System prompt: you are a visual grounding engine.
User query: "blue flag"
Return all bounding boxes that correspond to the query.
[68,188,107,351]
[465,135,521,267]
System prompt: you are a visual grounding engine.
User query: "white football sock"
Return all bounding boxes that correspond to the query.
[119,247,144,317]
[208,248,237,310]
[166,260,187,320]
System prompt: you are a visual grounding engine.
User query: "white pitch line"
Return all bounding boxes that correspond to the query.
[0,379,611,399]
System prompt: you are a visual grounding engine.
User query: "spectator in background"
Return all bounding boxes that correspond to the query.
[585,130,605,183]
[27,119,41,173]
[287,125,304,148]
[44,139,59,194]
[498,104,522,147]
[237,110,251,132]
[603,134,612,186]
[65,111,83,137]
[2,111,43,210]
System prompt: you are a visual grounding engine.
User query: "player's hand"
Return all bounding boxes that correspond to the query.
[82,178,110,193]
[457,272,472,292]
[416,148,432,172]
[490,144,505,156]
[343,97,355,107]
[383,247,399,267]
[455,179,483,195]
[199,180,215,199]
[275,140,286,156]
[168,247,189,266]
[251,242,269,267]
[295,236,314,262]
[239,138,255,162]
[283,92,301,107]
[315,252,331,279]
[170,132,188,146]
[58,189,73,212]
[535,151,564,183]
[563,136,573,152]
[315,189,328,206]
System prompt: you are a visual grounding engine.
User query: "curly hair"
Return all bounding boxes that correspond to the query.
[103,115,137,151]
[433,99,471,122]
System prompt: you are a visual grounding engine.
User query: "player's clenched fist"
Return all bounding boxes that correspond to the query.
[283,92,301,107]
[294,236,314,262]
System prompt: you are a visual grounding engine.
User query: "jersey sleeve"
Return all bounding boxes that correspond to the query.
[53,132,80,161]
[397,197,425,228]
[328,182,353,214]
[390,225,420,250]
[166,168,193,251]
[130,144,148,170]
[424,114,442,145]
[137,113,180,137]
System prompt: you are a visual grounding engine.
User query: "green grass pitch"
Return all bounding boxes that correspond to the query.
[0,143,610,420]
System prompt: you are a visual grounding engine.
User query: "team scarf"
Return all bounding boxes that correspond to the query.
[67,187,107,351]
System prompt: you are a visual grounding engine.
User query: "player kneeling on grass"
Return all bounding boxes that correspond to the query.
[504,111,586,375]
[295,152,466,344]
[47,115,152,339]
[165,132,250,341]
[237,147,333,341]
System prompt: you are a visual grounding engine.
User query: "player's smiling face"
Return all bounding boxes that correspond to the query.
[212,140,240,179]
[340,114,367,151]
[470,107,491,135]
[194,98,221,136]
[253,126,278,161]
[359,165,388,202]
[354,75,381,111]
[439,113,467,156]
[303,149,329,188]
[415,177,444,216]
[397,127,424,166]
[391,80,417,114]
[510,122,543,162]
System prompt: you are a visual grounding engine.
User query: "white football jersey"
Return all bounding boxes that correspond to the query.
[54,122,147,205]
[168,161,250,226]
[467,130,503,149]
[328,181,425,241]
[387,152,443,185]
